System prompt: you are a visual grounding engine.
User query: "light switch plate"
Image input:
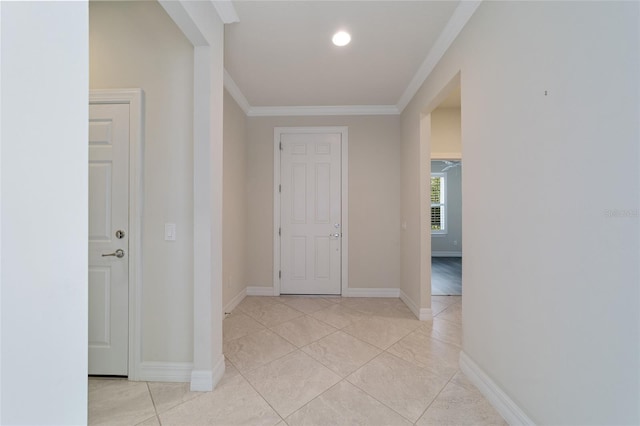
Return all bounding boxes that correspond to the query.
[165,223,176,241]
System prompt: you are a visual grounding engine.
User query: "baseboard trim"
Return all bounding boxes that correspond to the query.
[400,290,433,321]
[344,287,400,298]
[432,251,462,257]
[190,354,225,392]
[459,351,535,425]
[138,361,193,382]
[224,288,247,318]
[190,369,212,392]
[246,286,276,296]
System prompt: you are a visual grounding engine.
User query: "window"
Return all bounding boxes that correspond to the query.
[431,173,446,233]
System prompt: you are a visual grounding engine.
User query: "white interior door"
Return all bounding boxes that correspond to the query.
[88,103,130,376]
[280,132,341,294]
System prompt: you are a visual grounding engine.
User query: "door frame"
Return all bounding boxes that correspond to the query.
[273,127,349,296]
[89,89,143,380]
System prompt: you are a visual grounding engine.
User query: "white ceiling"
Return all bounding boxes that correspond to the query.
[224,1,463,112]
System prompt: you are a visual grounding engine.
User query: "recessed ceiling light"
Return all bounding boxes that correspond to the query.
[332,31,351,47]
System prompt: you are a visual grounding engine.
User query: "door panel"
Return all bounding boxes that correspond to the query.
[280,133,341,294]
[88,103,130,376]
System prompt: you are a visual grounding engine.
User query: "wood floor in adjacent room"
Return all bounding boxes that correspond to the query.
[431,257,462,296]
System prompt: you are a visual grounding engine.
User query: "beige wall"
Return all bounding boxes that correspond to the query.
[90,1,194,363]
[402,1,639,423]
[223,90,248,306]
[431,108,461,158]
[246,116,401,291]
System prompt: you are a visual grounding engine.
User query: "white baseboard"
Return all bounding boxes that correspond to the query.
[459,351,535,425]
[138,361,193,382]
[432,251,462,257]
[224,288,247,318]
[400,290,433,321]
[190,354,225,392]
[246,286,276,296]
[190,369,212,391]
[344,287,400,298]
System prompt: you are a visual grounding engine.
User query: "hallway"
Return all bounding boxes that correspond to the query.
[89,295,504,425]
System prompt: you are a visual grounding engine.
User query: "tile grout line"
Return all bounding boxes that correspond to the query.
[145,381,162,426]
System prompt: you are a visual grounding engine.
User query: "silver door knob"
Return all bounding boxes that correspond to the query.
[102,249,125,258]
[330,233,340,238]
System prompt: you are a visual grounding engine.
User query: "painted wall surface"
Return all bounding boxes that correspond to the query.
[431,160,462,254]
[246,116,401,291]
[402,1,639,424]
[223,90,248,306]
[431,108,461,158]
[1,2,89,423]
[90,1,194,363]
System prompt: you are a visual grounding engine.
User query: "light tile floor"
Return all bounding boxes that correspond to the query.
[89,295,506,425]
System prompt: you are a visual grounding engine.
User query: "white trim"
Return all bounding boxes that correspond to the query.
[212,1,239,24]
[396,1,482,112]
[273,127,349,297]
[139,362,193,383]
[344,288,400,298]
[459,351,535,425]
[246,286,277,296]
[249,105,399,117]
[432,251,462,257]
[190,353,225,392]
[89,89,143,382]
[432,152,462,160]
[400,290,433,321]
[223,288,247,317]
[224,70,251,115]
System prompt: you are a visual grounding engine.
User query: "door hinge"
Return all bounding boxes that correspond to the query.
[279,184,281,193]
[279,142,283,151]
[279,227,281,236]
[279,270,281,279]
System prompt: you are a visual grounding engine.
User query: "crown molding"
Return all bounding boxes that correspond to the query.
[396,0,482,112]
[224,70,251,114]
[212,1,240,24]
[247,105,400,117]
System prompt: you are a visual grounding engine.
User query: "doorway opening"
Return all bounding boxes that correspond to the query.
[429,86,462,297]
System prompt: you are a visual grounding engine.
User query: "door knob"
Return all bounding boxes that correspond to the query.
[102,249,125,258]
[330,233,341,238]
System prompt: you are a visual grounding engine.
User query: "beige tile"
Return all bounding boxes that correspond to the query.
[279,296,332,314]
[417,317,463,347]
[148,382,202,415]
[301,331,381,377]
[271,315,337,347]
[372,305,422,331]
[416,381,507,426]
[136,416,160,426]
[224,328,296,372]
[342,316,413,349]
[435,302,462,324]
[321,296,343,304]
[311,303,364,329]
[431,295,461,307]
[223,311,265,342]
[88,380,155,426]
[449,370,481,392]
[430,301,449,316]
[160,375,281,426]
[340,297,404,315]
[387,330,460,379]
[347,352,448,423]
[244,301,304,327]
[236,296,277,315]
[244,350,341,418]
[286,380,412,426]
